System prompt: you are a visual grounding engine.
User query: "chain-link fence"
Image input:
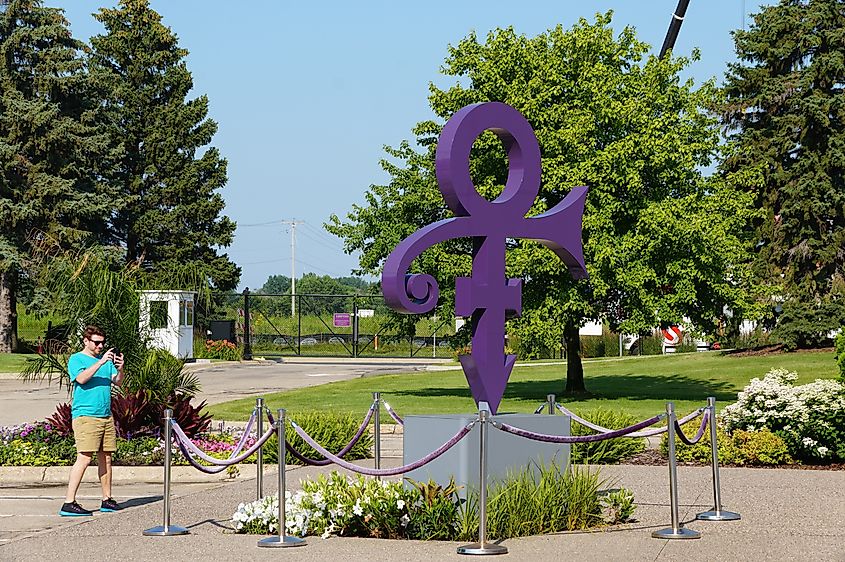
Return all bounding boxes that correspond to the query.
[200,291,457,359]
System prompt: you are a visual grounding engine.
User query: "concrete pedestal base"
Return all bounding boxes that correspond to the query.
[403,413,570,496]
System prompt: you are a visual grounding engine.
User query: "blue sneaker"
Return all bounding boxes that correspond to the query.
[59,501,93,516]
[100,498,122,512]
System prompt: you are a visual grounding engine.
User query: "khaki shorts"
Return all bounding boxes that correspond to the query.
[72,416,117,453]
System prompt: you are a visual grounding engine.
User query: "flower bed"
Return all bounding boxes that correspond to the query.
[0,422,256,467]
[232,466,636,541]
[1,409,373,468]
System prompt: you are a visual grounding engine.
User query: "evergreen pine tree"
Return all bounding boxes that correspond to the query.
[0,0,109,352]
[721,0,845,348]
[90,0,239,294]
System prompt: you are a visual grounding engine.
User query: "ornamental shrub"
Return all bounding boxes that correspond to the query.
[405,479,461,540]
[835,332,845,382]
[232,474,418,538]
[600,488,636,524]
[262,411,373,465]
[720,368,845,462]
[569,409,646,464]
[662,426,792,466]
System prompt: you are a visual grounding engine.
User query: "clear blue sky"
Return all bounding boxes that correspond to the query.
[60,0,770,291]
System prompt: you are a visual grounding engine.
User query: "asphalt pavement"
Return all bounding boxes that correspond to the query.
[0,357,450,426]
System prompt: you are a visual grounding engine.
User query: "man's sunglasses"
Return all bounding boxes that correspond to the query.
[89,339,106,346]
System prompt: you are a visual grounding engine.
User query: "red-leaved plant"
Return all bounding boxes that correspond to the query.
[46,392,212,440]
[46,403,73,436]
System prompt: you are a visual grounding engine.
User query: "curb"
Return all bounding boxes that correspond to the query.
[0,464,277,485]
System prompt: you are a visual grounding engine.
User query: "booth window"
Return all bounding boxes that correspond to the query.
[150,301,168,329]
[181,300,194,326]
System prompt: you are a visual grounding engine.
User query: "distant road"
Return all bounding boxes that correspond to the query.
[0,357,450,426]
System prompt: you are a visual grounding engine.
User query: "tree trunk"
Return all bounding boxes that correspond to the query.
[564,321,586,394]
[0,269,18,353]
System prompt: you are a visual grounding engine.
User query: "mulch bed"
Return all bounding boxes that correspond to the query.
[622,449,845,471]
[724,344,835,357]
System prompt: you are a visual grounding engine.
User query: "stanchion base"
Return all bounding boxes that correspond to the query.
[457,542,508,555]
[651,527,701,540]
[257,535,307,548]
[143,525,189,536]
[697,509,741,521]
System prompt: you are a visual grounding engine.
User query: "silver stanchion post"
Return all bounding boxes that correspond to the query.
[697,397,741,521]
[458,402,507,555]
[373,391,381,480]
[258,409,306,548]
[547,393,555,415]
[653,402,700,540]
[256,397,264,500]
[143,409,189,536]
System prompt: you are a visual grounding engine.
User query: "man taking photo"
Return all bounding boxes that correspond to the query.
[59,325,125,516]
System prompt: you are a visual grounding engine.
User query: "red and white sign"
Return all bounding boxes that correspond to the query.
[661,325,683,346]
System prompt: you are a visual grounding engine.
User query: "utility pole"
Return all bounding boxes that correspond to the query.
[282,219,304,317]
[659,0,692,59]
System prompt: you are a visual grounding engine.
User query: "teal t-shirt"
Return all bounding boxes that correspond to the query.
[68,352,117,419]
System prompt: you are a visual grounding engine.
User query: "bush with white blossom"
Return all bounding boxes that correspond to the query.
[721,368,845,462]
[232,473,422,539]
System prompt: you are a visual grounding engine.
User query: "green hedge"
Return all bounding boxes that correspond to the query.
[262,411,373,465]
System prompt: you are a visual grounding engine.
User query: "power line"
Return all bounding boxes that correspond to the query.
[302,221,344,245]
[240,257,290,265]
[237,220,280,228]
[298,227,347,254]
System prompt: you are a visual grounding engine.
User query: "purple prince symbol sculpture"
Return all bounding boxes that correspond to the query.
[382,102,588,414]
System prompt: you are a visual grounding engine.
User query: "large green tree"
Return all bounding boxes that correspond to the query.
[329,13,759,392]
[89,0,239,294]
[721,0,845,349]
[0,0,110,352]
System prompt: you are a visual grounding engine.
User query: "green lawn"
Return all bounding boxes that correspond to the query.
[207,350,840,422]
[0,353,37,373]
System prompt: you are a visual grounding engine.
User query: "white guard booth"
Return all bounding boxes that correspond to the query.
[139,290,196,359]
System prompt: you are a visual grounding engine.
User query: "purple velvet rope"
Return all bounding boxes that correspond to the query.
[674,410,710,445]
[382,401,404,426]
[556,403,704,438]
[292,419,476,476]
[492,414,664,443]
[172,420,276,467]
[284,405,376,466]
[166,411,256,467]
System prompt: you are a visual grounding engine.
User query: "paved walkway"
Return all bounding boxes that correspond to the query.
[2,461,843,561]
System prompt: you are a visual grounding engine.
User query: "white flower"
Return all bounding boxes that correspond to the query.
[400,514,410,527]
[352,500,363,516]
[396,499,405,510]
